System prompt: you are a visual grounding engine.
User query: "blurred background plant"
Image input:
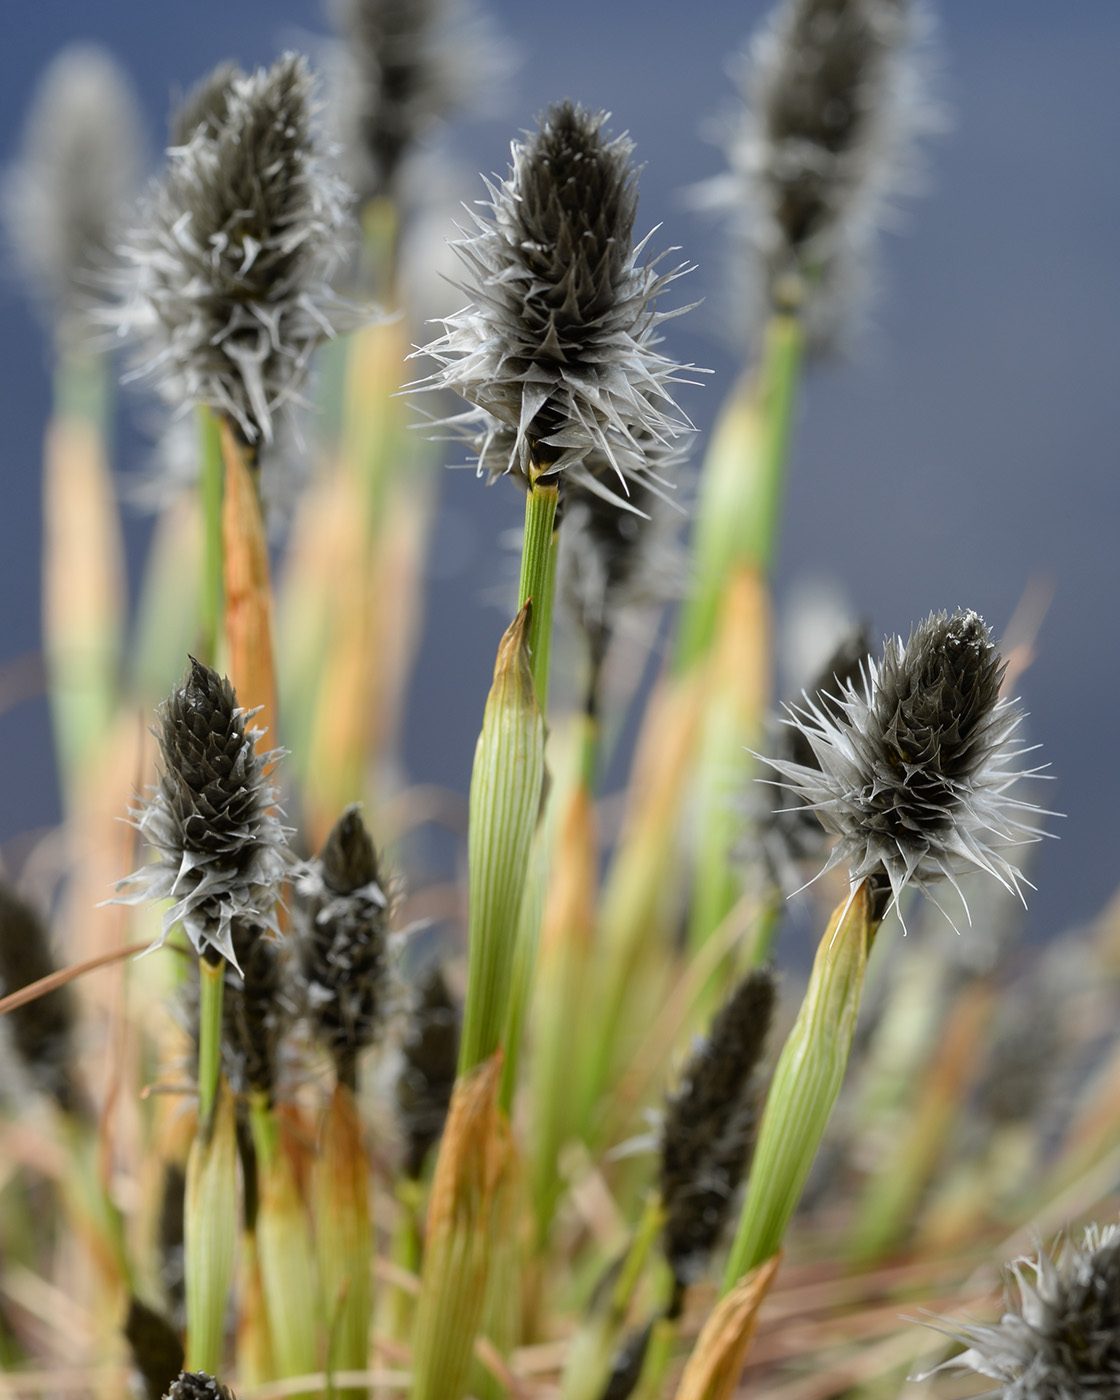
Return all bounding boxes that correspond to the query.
[0,2,1117,1399]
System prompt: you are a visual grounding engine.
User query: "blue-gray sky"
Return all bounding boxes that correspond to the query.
[1,2,1117,943]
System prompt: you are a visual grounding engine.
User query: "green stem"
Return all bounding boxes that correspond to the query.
[197,957,225,1135]
[517,479,560,710]
[674,314,804,674]
[723,881,878,1285]
[197,407,224,667]
[743,314,803,572]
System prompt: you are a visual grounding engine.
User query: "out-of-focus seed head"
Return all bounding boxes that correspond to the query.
[218,918,290,1101]
[0,883,81,1113]
[124,1297,185,1400]
[750,626,872,896]
[558,444,688,709]
[294,805,393,1090]
[115,658,289,968]
[395,965,460,1177]
[922,1225,1120,1397]
[330,0,512,204]
[659,968,777,1290]
[113,53,366,446]
[415,100,699,500]
[762,609,1048,923]
[2,43,144,352]
[698,0,933,350]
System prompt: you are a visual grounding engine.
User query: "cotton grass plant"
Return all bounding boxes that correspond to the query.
[0,5,1112,1400]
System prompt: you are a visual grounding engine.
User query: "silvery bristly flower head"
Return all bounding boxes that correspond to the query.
[762,609,1048,923]
[919,1225,1120,1397]
[112,52,363,447]
[2,43,144,354]
[116,658,289,969]
[697,0,934,350]
[414,100,699,500]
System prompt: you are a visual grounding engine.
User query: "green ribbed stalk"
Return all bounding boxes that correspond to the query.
[675,314,803,674]
[458,605,546,1073]
[724,881,880,1284]
[517,478,560,709]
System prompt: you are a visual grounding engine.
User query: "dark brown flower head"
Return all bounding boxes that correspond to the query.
[115,658,289,968]
[699,0,933,348]
[0,882,81,1113]
[2,43,144,352]
[114,53,367,445]
[659,968,777,1290]
[763,610,1049,922]
[294,805,393,1089]
[416,100,699,498]
[395,964,460,1177]
[922,1226,1120,1397]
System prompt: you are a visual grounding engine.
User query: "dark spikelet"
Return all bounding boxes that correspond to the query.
[758,0,908,257]
[221,919,286,1101]
[599,1320,654,1400]
[764,609,1047,919]
[660,968,777,1289]
[924,1225,1120,1395]
[124,1297,185,1400]
[113,54,364,445]
[1,43,144,351]
[752,626,872,894]
[0,883,81,1113]
[164,1374,237,1400]
[396,965,460,1177]
[170,63,239,146]
[295,806,391,1090]
[699,0,930,348]
[116,657,288,968]
[416,100,697,495]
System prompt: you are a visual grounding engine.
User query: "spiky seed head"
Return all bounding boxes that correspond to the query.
[2,43,144,352]
[414,100,699,498]
[165,1374,238,1400]
[330,0,511,203]
[660,968,777,1289]
[762,609,1047,923]
[294,805,392,1089]
[700,0,931,348]
[0,883,81,1113]
[922,1225,1120,1397]
[396,964,460,1177]
[115,658,289,968]
[113,53,366,446]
